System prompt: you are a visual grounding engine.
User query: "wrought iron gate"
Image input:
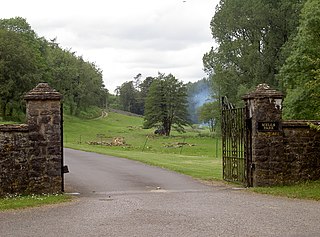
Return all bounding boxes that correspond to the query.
[221,106,250,186]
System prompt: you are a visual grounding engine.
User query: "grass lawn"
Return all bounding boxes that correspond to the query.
[64,112,222,181]
[252,180,320,201]
[0,194,72,211]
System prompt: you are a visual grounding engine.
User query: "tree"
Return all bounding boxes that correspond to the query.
[118,81,140,114]
[0,17,44,119]
[137,76,155,115]
[143,73,190,136]
[133,73,142,89]
[44,41,105,116]
[114,76,155,115]
[107,93,121,110]
[278,0,320,119]
[197,101,219,133]
[203,0,305,105]
[0,17,107,120]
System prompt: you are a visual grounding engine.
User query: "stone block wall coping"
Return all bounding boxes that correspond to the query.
[282,120,320,128]
[24,83,62,101]
[0,124,29,132]
[242,83,283,100]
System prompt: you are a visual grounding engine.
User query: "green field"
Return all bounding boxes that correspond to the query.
[64,112,222,181]
[0,194,72,211]
[252,181,320,201]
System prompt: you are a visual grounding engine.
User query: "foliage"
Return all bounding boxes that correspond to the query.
[197,101,219,132]
[203,0,305,105]
[137,76,155,114]
[77,106,102,119]
[0,17,107,120]
[143,73,190,136]
[115,76,215,124]
[117,81,139,114]
[278,0,320,119]
[43,38,107,116]
[107,93,121,110]
[0,17,44,119]
[114,75,155,115]
[308,122,320,132]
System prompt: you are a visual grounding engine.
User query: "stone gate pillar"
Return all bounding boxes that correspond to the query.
[24,83,63,193]
[243,84,284,186]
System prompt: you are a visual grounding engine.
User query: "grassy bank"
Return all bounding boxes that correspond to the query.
[252,181,320,201]
[0,194,72,211]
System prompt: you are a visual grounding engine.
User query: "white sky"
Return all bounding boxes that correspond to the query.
[2,0,219,93]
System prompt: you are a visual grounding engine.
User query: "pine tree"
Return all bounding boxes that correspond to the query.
[143,73,190,136]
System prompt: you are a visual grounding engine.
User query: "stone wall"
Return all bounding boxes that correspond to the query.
[243,84,320,186]
[282,121,320,183]
[0,83,63,196]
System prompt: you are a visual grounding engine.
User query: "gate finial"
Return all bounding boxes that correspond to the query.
[256,83,270,91]
[243,84,283,99]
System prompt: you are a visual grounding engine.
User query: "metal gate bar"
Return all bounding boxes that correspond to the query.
[222,107,247,185]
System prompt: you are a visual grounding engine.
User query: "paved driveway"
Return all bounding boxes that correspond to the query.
[0,148,319,237]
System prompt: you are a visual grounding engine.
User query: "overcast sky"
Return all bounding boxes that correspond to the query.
[3,0,219,93]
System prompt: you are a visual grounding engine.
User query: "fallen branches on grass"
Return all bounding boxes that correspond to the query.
[87,137,128,146]
[163,142,195,148]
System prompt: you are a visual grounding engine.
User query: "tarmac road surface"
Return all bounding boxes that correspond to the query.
[0,148,319,237]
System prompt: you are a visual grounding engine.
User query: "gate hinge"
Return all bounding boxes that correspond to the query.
[62,165,69,173]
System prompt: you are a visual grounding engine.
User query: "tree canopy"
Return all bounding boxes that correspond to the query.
[143,73,190,136]
[203,0,305,105]
[0,17,107,120]
[115,75,155,115]
[278,0,320,119]
[0,17,45,118]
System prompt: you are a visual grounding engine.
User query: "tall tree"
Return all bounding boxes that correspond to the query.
[118,81,139,114]
[137,76,155,115]
[278,0,320,119]
[203,0,305,104]
[0,17,43,118]
[0,17,107,119]
[44,42,105,116]
[116,76,155,115]
[143,73,190,136]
